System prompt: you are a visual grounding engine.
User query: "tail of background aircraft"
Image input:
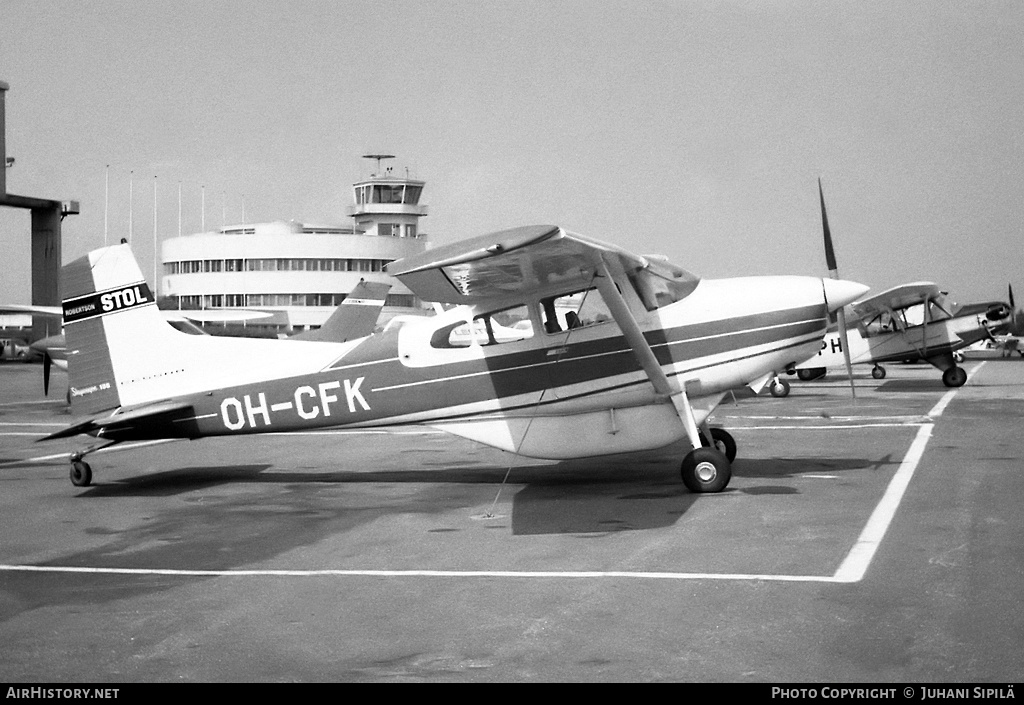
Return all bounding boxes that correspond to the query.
[292,280,391,342]
[61,244,355,415]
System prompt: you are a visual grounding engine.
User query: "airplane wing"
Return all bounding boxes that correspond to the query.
[850,281,942,321]
[174,309,274,322]
[292,280,392,342]
[387,224,690,304]
[0,304,63,317]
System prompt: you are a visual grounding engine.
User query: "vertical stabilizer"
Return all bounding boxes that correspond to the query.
[293,280,391,342]
[61,244,363,416]
[62,245,161,414]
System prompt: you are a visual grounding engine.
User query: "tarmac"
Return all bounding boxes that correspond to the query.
[1,354,1022,682]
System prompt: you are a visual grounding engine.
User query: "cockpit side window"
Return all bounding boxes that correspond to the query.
[431,304,534,348]
[539,288,612,334]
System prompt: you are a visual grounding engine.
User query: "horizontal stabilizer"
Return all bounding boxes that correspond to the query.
[39,400,194,442]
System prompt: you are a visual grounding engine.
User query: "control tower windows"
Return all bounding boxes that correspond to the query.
[354,183,423,205]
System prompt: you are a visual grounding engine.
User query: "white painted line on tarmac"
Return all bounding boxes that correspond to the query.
[0,439,180,467]
[266,429,444,436]
[830,423,933,583]
[928,361,985,418]
[0,564,845,582]
[2,368,973,583]
[0,420,933,584]
[736,423,926,430]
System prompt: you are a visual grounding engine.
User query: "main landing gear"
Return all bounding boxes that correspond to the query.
[679,424,737,489]
[681,446,731,493]
[942,365,967,388]
[680,425,737,493]
[701,427,737,463]
[872,365,886,379]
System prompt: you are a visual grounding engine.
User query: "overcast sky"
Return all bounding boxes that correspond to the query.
[2,0,1021,308]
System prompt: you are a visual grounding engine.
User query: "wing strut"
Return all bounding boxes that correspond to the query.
[590,254,703,451]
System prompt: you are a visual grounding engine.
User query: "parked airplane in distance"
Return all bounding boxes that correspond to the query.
[791,282,1014,387]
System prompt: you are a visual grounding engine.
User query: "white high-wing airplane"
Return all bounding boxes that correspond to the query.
[41,224,867,492]
[792,282,1015,387]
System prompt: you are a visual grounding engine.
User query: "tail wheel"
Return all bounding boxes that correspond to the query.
[70,460,93,487]
[942,366,967,388]
[680,447,731,493]
[700,427,737,463]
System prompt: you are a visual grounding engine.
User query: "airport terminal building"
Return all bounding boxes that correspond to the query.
[161,164,430,333]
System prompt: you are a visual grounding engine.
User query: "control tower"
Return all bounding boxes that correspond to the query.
[347,154,428,240]
[161,154,430,333]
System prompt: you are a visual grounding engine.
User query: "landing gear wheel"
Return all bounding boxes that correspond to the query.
[942,365,967,388]
[70,460,92,487]
[797,367,826,381]
[701,427,737,463]
[680,447,732,493]
[872,365,886,380]
[769,378,790,397]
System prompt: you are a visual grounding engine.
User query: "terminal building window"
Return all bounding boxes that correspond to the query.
[172,292,418,309]
[166,257,393,274]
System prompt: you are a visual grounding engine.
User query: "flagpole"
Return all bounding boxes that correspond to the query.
[104,165,109,246]
[153,175,158,295]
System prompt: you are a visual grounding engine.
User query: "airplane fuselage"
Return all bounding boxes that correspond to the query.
[88,276,832,458]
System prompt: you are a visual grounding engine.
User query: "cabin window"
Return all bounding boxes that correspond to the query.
[861,311,902,337]
[431,304,534,348]
[540,288,611,334]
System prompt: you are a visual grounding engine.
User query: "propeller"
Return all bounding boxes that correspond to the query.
[819,178,857,400]
[43,352,52,396]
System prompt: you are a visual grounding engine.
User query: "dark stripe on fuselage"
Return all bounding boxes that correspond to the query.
[97,304,826,441]
[870,342,961,365]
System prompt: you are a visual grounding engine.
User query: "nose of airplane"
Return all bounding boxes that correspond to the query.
[822,278,870,313]
[986,303,1011,322]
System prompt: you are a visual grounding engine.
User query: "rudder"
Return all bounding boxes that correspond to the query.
[62,245,164,414]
